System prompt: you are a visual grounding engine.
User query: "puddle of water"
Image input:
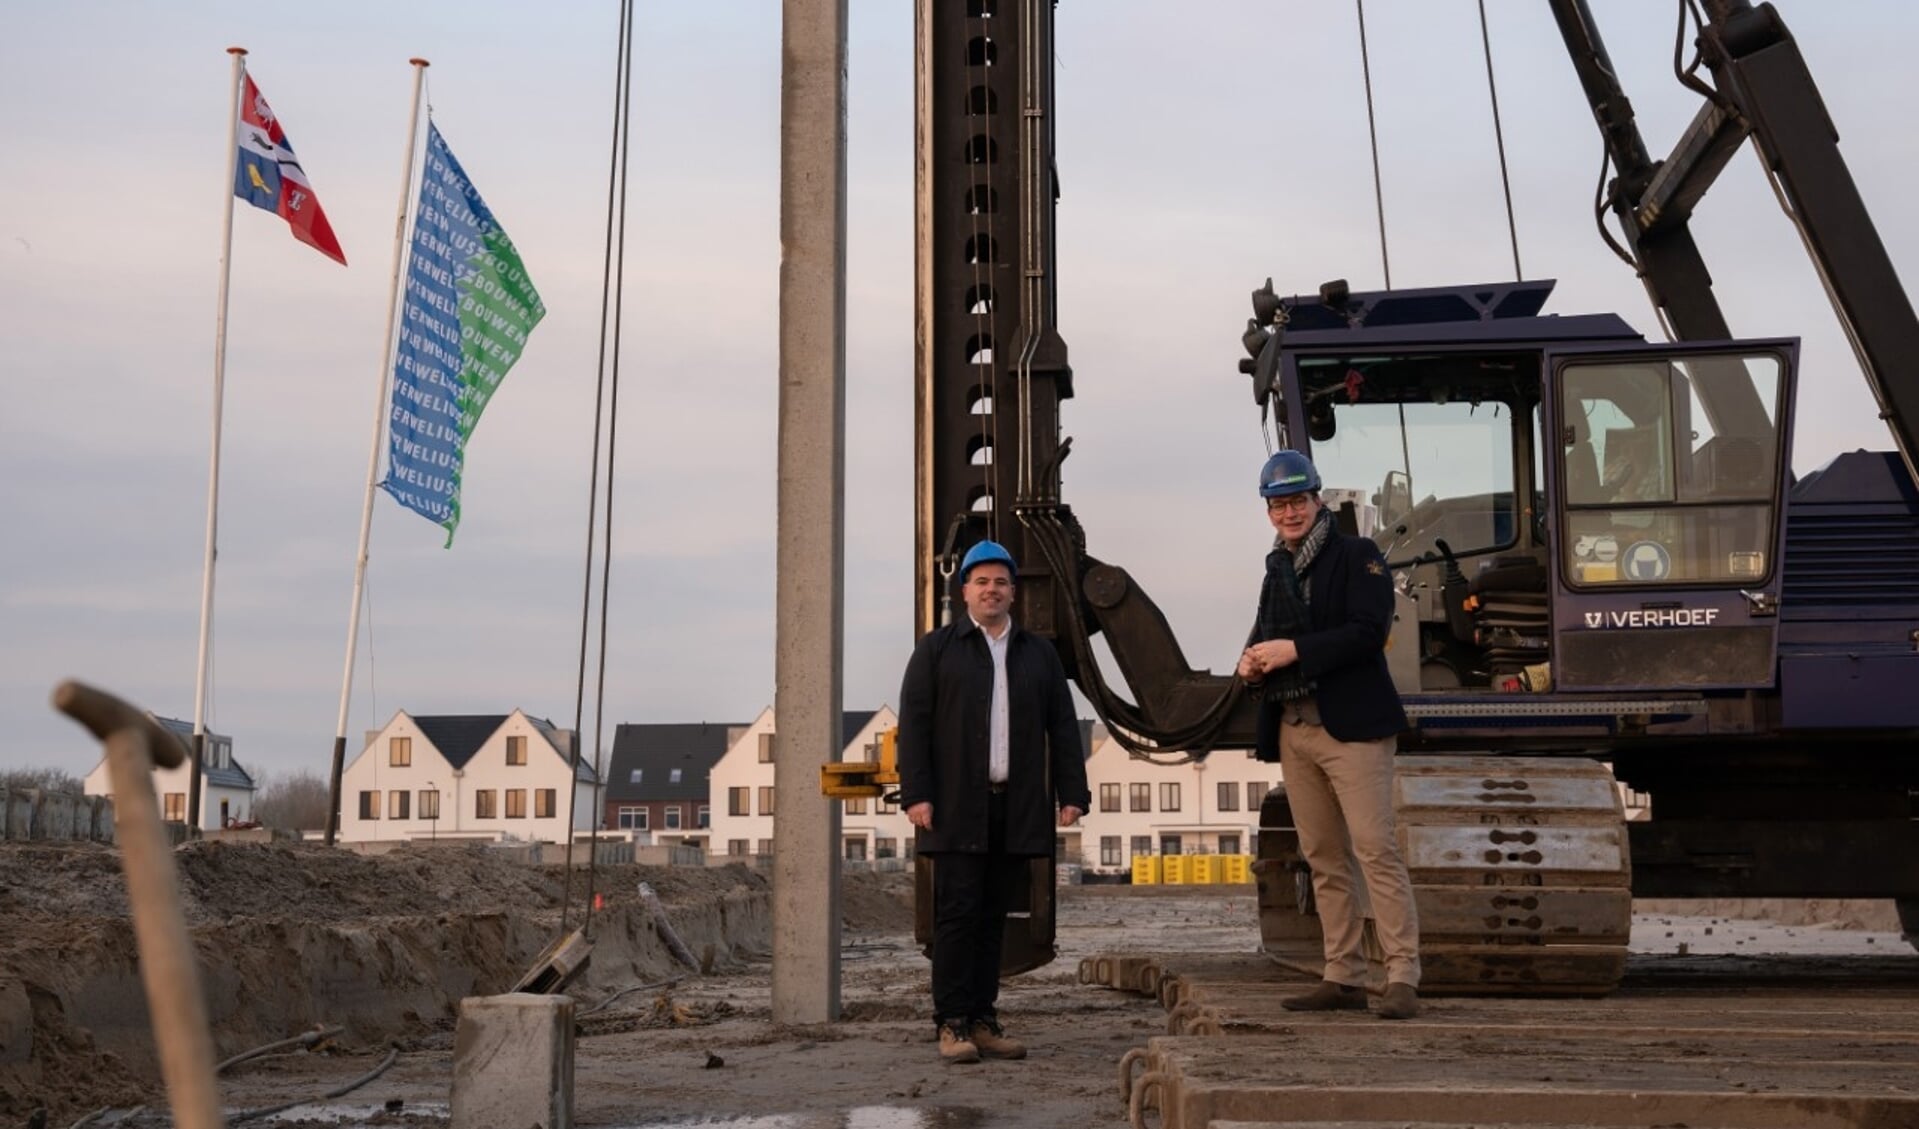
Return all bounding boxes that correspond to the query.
[240,1102,978,1129]
[614,1106,983,1129]
[253,1100,449,1124]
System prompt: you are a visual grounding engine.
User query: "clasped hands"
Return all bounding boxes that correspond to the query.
[1237,638,1299,683]
[905,801,1084,830]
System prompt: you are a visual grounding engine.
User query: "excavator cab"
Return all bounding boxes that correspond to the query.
[1256,279,1798,706]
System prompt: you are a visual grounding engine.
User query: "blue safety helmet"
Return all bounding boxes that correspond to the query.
[1258,450,1322,498]
[959,539,1018,581]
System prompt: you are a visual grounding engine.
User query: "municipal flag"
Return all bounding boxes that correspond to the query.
[381,123,545,545]
[234,75,347,265]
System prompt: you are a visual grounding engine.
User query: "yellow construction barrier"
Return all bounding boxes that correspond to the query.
[1131,854,1161,885]
[1161,854,1191,885]
[1222,854,1251,884]
[1189,855,1220,885]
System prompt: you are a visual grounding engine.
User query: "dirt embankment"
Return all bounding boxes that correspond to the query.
[0,840,908,1123]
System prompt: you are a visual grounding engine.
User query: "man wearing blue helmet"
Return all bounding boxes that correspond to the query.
[1240,450,1421,1020]
[897,539,1092,1064]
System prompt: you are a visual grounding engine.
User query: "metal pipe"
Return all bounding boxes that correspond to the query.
[52,680,226,1129]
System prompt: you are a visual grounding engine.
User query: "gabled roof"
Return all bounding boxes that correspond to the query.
[529,716,598,783]
[843,710,878,749]
[413,715,511,770]
[153,716,255,790]
[605,722,744,803]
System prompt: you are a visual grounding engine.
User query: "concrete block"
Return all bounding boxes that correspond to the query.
[450,993,574,1129]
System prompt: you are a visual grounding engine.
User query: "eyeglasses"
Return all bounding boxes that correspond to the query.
[1265,495,1316,513]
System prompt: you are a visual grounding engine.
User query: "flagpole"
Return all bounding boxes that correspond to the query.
[325,57,430,847]
[188,46,250,836]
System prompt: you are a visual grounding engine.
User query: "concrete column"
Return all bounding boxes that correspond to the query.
[770,0,848,1026]
[450,994,574,1129]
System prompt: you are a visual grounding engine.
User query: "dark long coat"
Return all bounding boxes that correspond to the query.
[896,617,1093,856]
[1254,531,1410,757]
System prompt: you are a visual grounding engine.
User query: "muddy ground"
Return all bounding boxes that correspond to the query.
[0,841,1911,1127]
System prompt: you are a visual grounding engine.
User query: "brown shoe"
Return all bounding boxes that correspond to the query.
[1376,981,1420,1020]
[970,1016,1027,1060]
[1280,980,1368,1012]
[938,1022,980,1064]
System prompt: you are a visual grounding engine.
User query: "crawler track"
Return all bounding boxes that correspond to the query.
[1087,948,1919,1128]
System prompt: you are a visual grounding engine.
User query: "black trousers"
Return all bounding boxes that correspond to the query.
[929,791,1025,1027]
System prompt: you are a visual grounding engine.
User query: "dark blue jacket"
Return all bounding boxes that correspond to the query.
[1254,531,1409,757]
[897,617,1092,855]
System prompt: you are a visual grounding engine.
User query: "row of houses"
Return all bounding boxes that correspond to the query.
[87,707,1284,874]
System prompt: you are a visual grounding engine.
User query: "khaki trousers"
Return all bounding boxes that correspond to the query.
[1278,709,1421,987]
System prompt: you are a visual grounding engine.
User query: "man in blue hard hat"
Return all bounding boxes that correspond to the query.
[897,539,1092,1064]
[1239,450,1421,1020]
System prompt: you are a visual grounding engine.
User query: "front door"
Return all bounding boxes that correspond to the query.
[1545,342,1796,691]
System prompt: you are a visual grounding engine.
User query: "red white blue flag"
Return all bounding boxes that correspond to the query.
[234,75,346,265]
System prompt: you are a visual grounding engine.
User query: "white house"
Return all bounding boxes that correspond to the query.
[1065,730,1278,877]
[82,715,256,831]
[706,706,911,862]
[336,710,598,845]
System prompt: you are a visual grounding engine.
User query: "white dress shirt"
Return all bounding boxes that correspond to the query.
[974,616,1011,783]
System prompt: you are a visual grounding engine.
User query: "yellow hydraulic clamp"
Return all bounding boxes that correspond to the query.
[819,726,899,799]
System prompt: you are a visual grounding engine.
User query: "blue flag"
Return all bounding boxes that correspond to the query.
[381,123,544,545]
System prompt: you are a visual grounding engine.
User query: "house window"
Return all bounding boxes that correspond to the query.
[1099,783,1120,812]
[877,795,897,815]
[389,737,411,767]
[665,806,683,830]
[1218,833,1241,856]
[504,789,527,818]
[475,790,498,819]
[388,790,410,820]
[161,792,185,822]
[618,806,645,829]
[758,786,775,816]
[1217,782,1239,812]
[696,805,710,829]
[1160,834,1183,855]
[630,769,643,784]
[757,838,774,855]
[1129,783,1151,812]
[844,838,867,861]
[1160,783,1181,812]
[876,837,898,859]
[420,789,440,820]
[535,789,556,819]
[758,733,775,763]
[669,768,683,784]
[845,796,867,815]
[728,839,750,856]
[506,736,526,765]
[356,791,378,820]
[728,787,749,816]
[1130,835,1153,859]
[1100,836,1122,866]
[1247,782,1268,812]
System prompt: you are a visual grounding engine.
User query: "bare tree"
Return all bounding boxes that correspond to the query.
[252,770,332,831]
[0,766,84,793]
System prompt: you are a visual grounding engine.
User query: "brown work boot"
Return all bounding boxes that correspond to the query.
[1376,981,1420,1020]
[938,1021,980,1064]
[1280,979,1369,1012]
[969,1016,1027,1060]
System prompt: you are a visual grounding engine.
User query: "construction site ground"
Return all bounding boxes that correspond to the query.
[2,841,1915,1128]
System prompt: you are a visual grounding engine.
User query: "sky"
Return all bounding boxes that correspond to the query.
[4,1,1915,783]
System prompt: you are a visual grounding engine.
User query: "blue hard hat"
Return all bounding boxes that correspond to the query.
[959,539,1018,581]
[1258,450,1322,497]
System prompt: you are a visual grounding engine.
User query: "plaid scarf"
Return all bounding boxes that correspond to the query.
[1251,507,1335,703]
